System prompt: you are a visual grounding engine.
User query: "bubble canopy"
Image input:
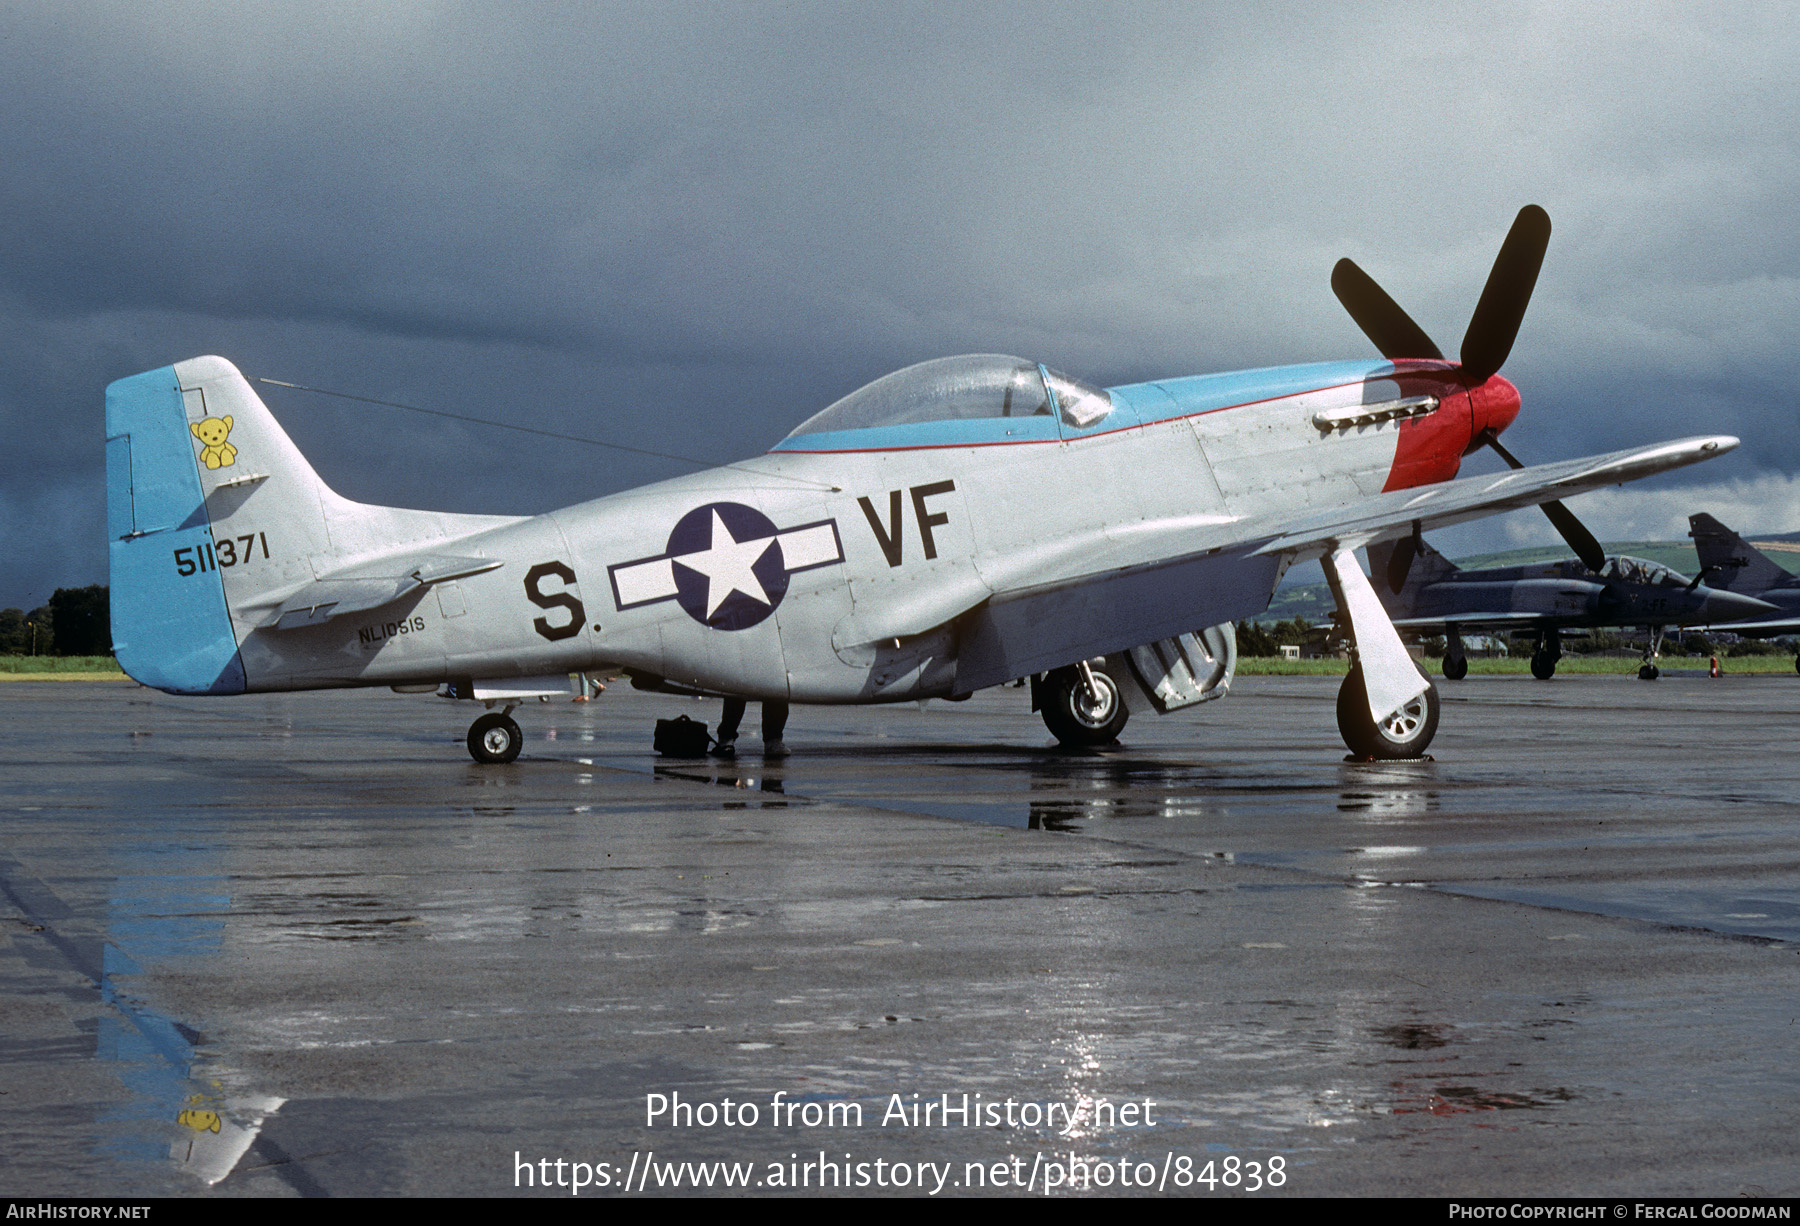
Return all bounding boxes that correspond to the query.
[782,355,1113,442]
[1603,557,1691,588]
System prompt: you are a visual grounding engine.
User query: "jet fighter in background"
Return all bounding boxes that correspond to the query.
[1365,533,1773,680]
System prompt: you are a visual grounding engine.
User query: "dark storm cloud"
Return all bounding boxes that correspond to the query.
[4,1,1800,605]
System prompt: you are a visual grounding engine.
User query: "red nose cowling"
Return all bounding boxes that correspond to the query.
[1381,365,1524,492]
[1467,373,1522,444]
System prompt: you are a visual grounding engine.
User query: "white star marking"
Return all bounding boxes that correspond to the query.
[676,510,777,618]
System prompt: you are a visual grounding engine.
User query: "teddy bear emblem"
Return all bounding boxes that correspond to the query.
[190,415,238,470]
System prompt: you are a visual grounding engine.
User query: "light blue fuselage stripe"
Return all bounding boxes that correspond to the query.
[105,366,246,695]
[767,360,1394,453]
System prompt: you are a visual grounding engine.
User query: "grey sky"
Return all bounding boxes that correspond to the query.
[4,1,1798,606]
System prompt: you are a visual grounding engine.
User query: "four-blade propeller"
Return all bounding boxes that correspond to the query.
[1331,205,1608,587]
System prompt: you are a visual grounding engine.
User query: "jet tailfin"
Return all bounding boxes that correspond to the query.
[1364,534,1459,613]
[1688,512,1796,595]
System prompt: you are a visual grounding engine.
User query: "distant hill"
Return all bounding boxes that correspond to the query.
[1447,541,1702,574]
[1255,539,1708,626]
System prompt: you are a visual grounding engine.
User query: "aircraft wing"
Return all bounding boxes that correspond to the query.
[1684,617,1800,635]
[1389,613,1569,631]
[950,435,1736,691]
[1248,436,1735,559]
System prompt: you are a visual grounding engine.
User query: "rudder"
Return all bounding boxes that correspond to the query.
[106,364,247,693]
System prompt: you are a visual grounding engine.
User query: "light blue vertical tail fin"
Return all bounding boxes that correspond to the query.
[106,362,249,693]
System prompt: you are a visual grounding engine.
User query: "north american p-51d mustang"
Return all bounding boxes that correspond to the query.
[105,207,1736,761]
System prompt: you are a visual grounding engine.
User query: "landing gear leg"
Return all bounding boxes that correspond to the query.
[1323,547,1438,759]
[468,706,524,763]
[1442,629,1469,681]
[1530,626,1561,680]
[1638,627,1663,681]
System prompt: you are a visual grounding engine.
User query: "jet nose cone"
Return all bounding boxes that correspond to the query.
[1701,589,1779,622]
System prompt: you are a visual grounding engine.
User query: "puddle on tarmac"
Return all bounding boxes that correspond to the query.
[1375,1022,1451,1050]
[1389,1081,1575,1116]
[0,840,289,1187]
[1438,882,1800,944]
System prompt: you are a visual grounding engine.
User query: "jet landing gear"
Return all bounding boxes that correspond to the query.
[1441,630,1469,681]
[1040,661,1129,746]
[1337,664,1440,759]
[1530,627,1562,680]
[467,708,524,764]
[1638,627,1664,681]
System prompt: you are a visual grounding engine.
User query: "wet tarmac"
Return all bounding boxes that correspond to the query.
[2,675,1797,1197]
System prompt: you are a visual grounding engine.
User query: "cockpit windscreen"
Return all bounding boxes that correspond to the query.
[786,355,1111,437]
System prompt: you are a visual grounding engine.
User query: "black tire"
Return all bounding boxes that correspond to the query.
[1638,664,1660,681]
[1530,652,1556,680]
[1336,663,1440,759]
[1041,665,1129,746]
[468,712,523,764]
[1441,655,1468,681]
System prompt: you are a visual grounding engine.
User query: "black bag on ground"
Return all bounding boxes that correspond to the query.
[653,715,713,758]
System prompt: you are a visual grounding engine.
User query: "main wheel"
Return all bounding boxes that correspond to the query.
[1041,665,1129,746]
[1530,652,1557,680]
[1336,664,1439,759]
[468,712,523,764]
[1441,655,1468,681]
[1638,664,1660,681]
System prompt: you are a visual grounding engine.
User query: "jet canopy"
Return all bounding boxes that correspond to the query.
[1603,556,1691,587]
[785,355,1113,438]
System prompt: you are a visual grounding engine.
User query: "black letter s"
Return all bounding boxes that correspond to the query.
[525,561,585,641]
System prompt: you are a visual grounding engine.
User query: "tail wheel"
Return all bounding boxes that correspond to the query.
[1337,664,1439,759]
[468,712,523,764]
[1041,664,1129,746]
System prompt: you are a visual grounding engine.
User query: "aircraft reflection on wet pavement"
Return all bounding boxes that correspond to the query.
[642,745,1439,833]
[2,838,291,1188]
[1364,533,1774,680]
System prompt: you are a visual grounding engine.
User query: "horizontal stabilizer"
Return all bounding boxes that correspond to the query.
[267,555,503,629]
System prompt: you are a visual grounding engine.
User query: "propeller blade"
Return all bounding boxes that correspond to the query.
[1482,432,1607,572]
[1460,205,1551,383]
[1387,519,1424,594]
[1540,501,1608,574]
[1331,258,1444,361]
